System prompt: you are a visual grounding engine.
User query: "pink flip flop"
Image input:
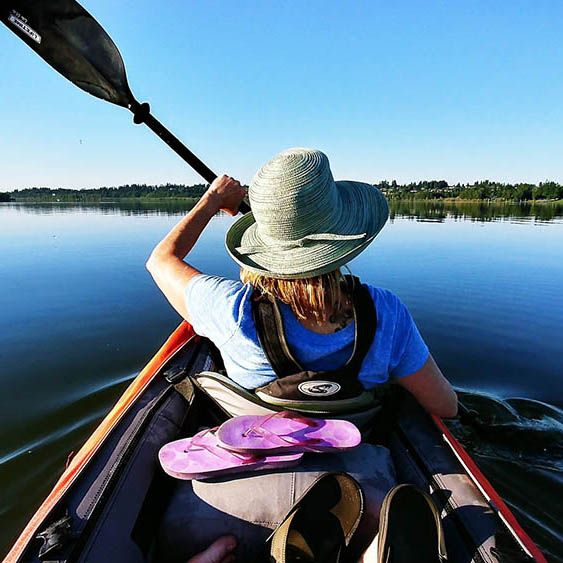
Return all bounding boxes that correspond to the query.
[216,411,361,455]
[158,427,303,480]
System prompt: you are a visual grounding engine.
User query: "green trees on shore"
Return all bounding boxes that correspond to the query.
[4,179,562,202]
[6,183,208,202]
[379,180,562,201]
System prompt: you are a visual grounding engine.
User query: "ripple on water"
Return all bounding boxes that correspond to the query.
[0,373,134,553]
[447,391,563,560]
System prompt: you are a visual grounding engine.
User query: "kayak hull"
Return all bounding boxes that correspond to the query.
[4,321,546,562]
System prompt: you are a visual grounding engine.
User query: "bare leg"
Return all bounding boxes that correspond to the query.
[186,535,237,563]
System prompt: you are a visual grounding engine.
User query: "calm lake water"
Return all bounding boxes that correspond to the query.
[1,200,562,559]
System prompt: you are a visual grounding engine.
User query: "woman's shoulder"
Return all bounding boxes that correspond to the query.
[187,273,243,292]
[185,274,252,304]
[184,275,255,346]
[360,282,422,349]
[360,282,403,310]
[185,273,256,317]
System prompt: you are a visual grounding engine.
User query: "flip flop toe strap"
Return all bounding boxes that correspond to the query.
[187,428,261,464]
[243,411,323,449]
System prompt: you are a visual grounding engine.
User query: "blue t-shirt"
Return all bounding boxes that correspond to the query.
[184,275,429,390]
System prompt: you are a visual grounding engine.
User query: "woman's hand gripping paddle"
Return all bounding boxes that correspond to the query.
[1,0,250,214]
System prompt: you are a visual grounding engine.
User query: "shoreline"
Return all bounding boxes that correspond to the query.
[3,197,561,204]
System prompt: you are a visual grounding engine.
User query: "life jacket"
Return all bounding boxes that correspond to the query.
[250,275,378,413]
[193,276,385,426]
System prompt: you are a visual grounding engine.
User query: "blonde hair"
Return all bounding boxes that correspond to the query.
[240,268,347,323]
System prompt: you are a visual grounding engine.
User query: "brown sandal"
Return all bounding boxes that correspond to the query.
[377,484,447,563]
[262,472,364,563]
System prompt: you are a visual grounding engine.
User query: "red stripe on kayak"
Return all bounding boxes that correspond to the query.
[432,414,547,562]
[4,321,195,563]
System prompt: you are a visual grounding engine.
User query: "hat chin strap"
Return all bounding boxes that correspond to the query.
[236,232,366,255]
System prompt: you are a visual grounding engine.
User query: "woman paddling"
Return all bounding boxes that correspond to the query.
[146,148,457,419]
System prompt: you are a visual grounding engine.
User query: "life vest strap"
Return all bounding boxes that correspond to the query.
[251,276,378,403]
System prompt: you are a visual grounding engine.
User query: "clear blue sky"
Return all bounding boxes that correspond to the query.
[1,0,562,190]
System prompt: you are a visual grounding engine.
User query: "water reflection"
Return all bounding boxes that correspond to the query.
[1,200,196,217]
[3,199,562,222]
[389,200,563,223]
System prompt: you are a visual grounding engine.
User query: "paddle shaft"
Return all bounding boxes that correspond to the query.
[129,101,250,214]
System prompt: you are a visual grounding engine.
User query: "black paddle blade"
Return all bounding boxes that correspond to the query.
[1,0,134,107]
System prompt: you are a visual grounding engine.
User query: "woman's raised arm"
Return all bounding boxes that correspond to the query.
[146,175,246,320]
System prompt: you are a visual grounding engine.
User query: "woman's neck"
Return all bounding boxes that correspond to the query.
[297,299,354,334]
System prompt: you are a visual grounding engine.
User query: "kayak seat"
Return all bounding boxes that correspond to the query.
[192,370,383,430]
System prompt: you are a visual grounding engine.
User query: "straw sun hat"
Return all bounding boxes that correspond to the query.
[225,148,389,279]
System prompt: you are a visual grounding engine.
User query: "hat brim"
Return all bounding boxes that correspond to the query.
[225,181,389,279]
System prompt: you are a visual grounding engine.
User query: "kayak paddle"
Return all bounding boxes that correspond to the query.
[1,0,250,213]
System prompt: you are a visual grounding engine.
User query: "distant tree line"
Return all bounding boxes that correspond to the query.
[6,183,209,202]
[379,179,562,201]
[3,179,562,202]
